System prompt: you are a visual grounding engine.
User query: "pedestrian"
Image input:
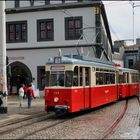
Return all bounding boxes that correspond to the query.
[18,84,24,107]
[23,84,27,99]
[31,77,36,92]
[26,83,35,108]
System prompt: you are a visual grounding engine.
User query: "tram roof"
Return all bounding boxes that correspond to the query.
[118,67,139,73]
[47,55,118,71]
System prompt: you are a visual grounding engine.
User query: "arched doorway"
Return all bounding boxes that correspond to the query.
[7,61,32,95]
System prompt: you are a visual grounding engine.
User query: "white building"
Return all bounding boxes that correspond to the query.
[5,0,113,96]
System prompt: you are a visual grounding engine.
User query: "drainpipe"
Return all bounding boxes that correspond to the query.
[0,1,8,113]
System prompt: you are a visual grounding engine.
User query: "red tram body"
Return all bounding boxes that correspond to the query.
[44,55,140,114]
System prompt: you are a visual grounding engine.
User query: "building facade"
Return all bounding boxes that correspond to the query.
[112,40,126,67]
[5,0,113,95]
[113,38,140,69]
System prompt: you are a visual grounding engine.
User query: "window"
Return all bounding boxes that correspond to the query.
[37,19,54,41]
[30,0,34,6]
[128,59,133,68]
[85,67,89,86]
[45,0,50,5]
[62,0,65,3]
[15,0,20,8]
[65,16,83,40]
[73,66,78,86]
[37,66,46,90]
[6,21,27,43]
[65,71,73,87]
[96,68,115,85]
[50,71,64,86]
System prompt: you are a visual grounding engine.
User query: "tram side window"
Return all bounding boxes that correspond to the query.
[105,73,115,84]
[111,73,115,84]
[123,73,129,83]
[65,71,73,87]
[85,68,89,86]
[119,75,123,84]
[96,72,104,85]
[96,71,115,85]
[73,66,78,86]
[131,73,135,83]
[132,73,138,83]
[136,74,139,82]
[80,67,83,86]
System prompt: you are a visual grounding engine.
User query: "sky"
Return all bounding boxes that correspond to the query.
[103,1,140,45]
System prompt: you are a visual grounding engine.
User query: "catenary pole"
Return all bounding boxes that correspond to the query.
[0,1,7,113]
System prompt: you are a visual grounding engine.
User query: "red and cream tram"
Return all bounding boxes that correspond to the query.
[44,54,140,114]
[118,67,139,98]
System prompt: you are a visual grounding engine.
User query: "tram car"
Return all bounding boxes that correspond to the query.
[44,54,140,114]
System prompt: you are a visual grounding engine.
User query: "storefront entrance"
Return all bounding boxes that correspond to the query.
[7,61,32,95]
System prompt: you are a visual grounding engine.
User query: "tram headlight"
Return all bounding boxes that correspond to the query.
[54,97,59,103]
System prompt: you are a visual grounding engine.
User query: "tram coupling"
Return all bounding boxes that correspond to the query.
[55,105,68,115]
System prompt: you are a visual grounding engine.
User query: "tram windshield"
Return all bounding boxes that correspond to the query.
[45,66,90,87]
[46,71,73,87]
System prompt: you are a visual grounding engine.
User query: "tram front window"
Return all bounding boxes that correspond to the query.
[50,71,64,86]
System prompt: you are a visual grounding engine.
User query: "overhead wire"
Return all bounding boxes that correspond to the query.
[103,0,140,43]
[38,1,128,54]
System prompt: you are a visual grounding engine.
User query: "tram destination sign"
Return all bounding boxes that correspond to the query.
[54,57,61,64]
[51,66,65,71]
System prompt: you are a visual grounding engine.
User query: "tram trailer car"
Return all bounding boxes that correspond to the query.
[44,55,140,114]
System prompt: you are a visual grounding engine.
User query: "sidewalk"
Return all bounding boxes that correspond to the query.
[0,95,45,123]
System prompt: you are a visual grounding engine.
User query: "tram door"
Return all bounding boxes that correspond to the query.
[80,67,90,109]
[118,72,129,98]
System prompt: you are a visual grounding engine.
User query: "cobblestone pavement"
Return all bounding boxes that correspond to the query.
[0,96,140,139]
[0,95,45,123]
[107,97,140,139]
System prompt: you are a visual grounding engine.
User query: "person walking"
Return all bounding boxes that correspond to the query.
[18,84,24,107]
[26,83,35,108]
[31,78,36,93]
[23,84,27,99]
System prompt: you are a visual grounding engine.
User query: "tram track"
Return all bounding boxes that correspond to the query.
[101,99,128,139]
[102,96,140,139]
[0,96,139,139]
[0,111,46,127]
[0,112,79,139]
[18,117,68,139]
[136,95,140,105]
[0,112,55,136]
[136,95,140,127]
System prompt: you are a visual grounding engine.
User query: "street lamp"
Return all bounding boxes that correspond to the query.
[129,1,140,43]
[0,1,7,113]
